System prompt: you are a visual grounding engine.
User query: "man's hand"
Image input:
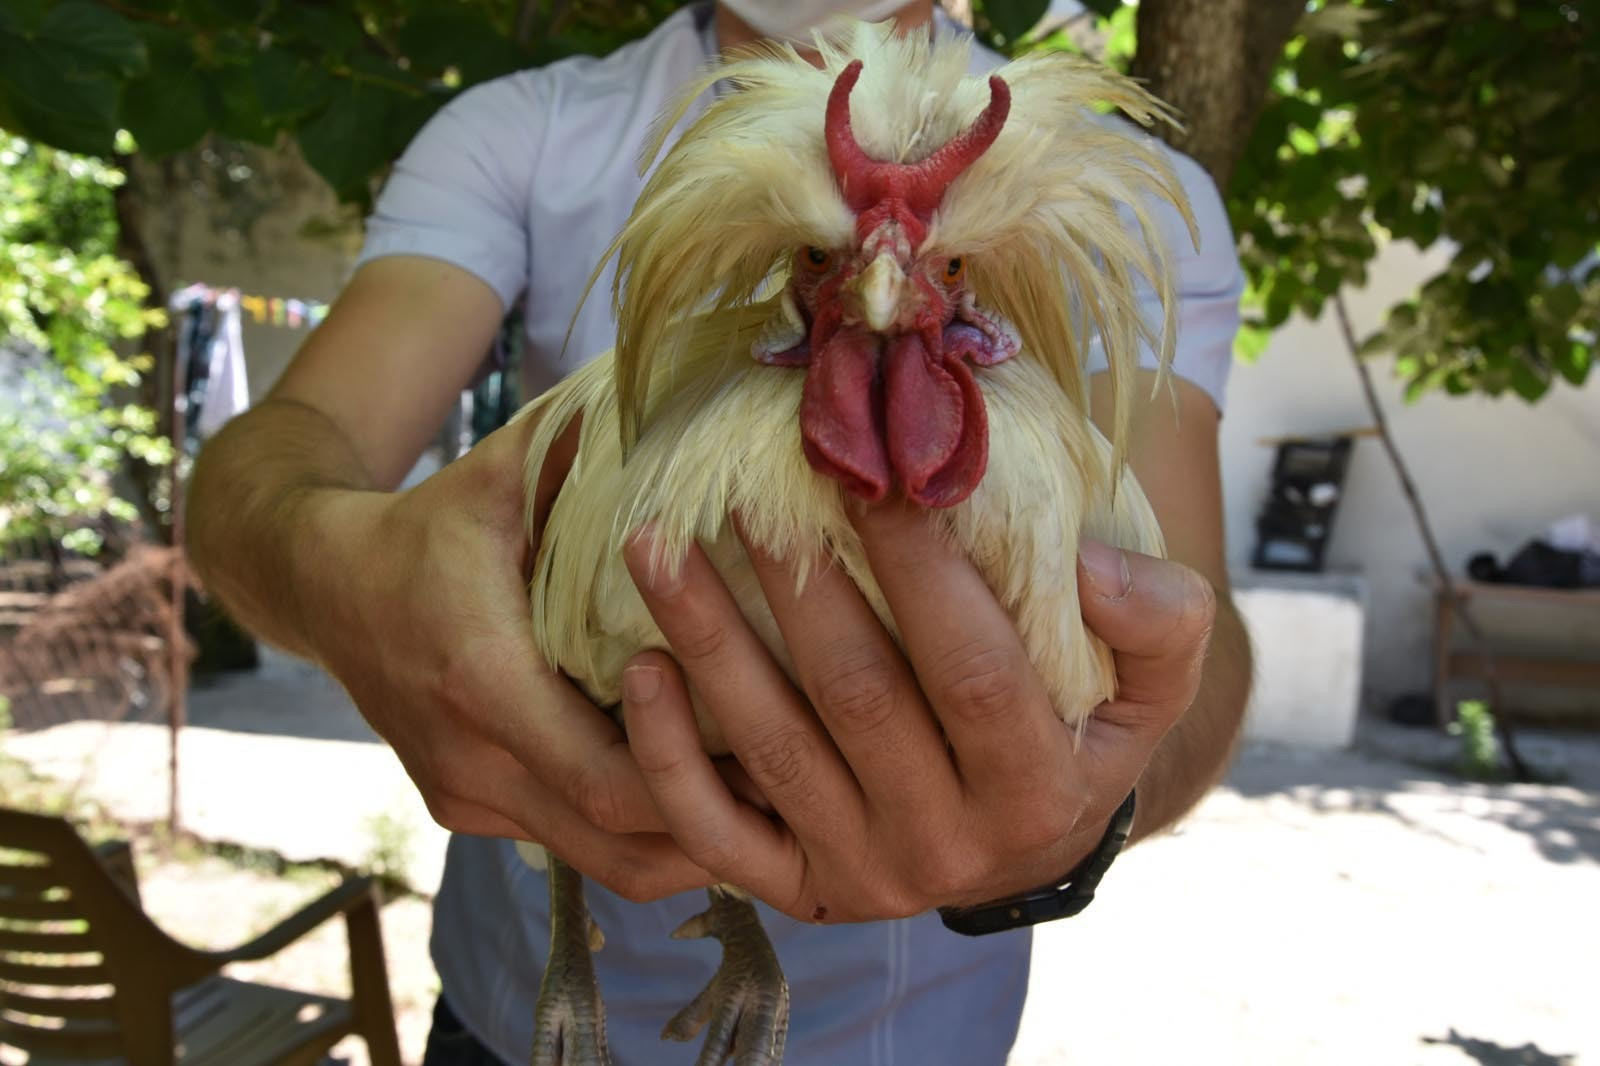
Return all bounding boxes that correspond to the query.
[296,417,713,903]
[620,503,1216,924]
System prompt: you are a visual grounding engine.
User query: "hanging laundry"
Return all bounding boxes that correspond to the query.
[194,290,249,441]
[175,292,217,451]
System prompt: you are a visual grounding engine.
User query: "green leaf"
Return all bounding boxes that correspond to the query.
[1555,342,1594,386]
[1541,283,1581,324]
[1234,322,1271,362]
[121,67,210,155]
[979,0,1050,44]
[0,0,47,34]
[0,34,121,153]
[277,5,364,58]
[38,2,146,77]
[1077,0,1124,16]
[211,58,279,144]
[120,26,210,156]
[251,47,335,124]
[0,2,146,155]
[295,79,395,202]
[1509,358,1549,402]
[395,10,521,83]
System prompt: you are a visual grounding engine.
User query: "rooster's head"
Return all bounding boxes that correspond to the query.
[610,23,1194,507]
[752,59,1018,508]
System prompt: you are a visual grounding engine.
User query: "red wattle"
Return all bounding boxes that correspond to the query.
[800,328,890,501]
[884,333,988,508]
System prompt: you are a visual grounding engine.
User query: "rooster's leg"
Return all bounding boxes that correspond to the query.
[662,887,790,1066]
[531,856,612,1066]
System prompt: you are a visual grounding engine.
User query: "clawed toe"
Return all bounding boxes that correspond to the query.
[662,888,789,1066]
[531,858,613,1066]
[531,996,613,1066]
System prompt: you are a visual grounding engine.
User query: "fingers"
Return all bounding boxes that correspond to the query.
[1077,538,1216,732]
[621,651,805,905]
[623,530,862,840]
[399,731,715,901]
[735,522,955,819]
[848,503,1071,798]
[432,614,671,836]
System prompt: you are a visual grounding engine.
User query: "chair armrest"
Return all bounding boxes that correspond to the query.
[204,876,380,965]
[94,839,142,906]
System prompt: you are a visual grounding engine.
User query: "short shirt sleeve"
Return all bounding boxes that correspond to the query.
[1085,148,1244,414]
[356,74,549,311]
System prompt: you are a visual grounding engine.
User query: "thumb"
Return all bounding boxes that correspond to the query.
[1078,538,1216,726]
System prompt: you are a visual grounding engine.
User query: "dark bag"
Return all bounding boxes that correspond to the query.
[1468,539,1600,589]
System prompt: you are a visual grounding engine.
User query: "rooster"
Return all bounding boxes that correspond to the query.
[516,21,1193,1066]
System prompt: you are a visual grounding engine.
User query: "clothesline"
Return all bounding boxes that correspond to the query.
[169,282,330,329]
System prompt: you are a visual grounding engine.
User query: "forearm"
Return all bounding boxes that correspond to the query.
[186,397,379,657]
[1130,593,1252,841]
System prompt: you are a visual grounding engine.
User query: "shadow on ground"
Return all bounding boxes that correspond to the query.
[183,648,383,744]
[1219,721,1600,867]
[1423,1029,1577,1065]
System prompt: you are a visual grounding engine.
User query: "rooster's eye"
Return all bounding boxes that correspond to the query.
[943,257,966,285]
[800,246,832,274]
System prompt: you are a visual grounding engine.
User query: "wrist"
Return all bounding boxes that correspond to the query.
[939,789,1137,936]
[286,486,394,665]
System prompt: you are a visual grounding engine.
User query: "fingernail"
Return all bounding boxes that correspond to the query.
[628,523,684,595]
[1079,538,1132,601]
[623,664,661,704]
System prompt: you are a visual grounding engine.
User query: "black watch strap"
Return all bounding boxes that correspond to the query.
[938,789,1136,937]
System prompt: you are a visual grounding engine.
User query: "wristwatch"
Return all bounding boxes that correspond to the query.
[937,789,1137,937]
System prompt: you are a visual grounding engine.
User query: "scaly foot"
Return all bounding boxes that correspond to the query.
[531,857,612,1066]
[662,887,790,1066]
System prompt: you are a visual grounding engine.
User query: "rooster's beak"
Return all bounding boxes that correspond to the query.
[852,253,908,333]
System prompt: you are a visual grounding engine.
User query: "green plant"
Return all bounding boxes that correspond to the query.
[0,133,170,551]
[1448,699,1502,781]
[1233,0,1599,401]
[360,810,416,884]
[0,0,697,204]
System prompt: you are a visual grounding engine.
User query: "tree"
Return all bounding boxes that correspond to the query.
[0,0,690,204]
[1230,0,1598,401]
[5,0,1592,401]
[0,134,169,552]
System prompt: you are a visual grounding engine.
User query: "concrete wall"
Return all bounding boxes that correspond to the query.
[1221,243,1600,718]
[134,141,363,401]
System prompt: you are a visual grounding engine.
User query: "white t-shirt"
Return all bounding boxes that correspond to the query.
[358,6,1241,1064]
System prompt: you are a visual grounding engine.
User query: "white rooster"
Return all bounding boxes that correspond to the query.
[516,20,1193,1066]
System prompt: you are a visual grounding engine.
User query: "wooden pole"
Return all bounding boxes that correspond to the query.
[167,316,188,833]
[1331,293,1529,779]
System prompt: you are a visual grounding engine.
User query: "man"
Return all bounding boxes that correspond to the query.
[187,2,1252,1063]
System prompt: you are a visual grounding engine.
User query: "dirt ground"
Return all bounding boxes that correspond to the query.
[105,723,1600,1064]
[5,707,1597,1065]
[130,848,438,1066]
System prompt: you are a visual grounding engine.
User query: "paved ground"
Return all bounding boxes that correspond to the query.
[4,649,1597,1065]
[5,649,452,891]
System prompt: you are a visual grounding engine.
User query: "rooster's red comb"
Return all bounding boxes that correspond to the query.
[825,59,1011,224]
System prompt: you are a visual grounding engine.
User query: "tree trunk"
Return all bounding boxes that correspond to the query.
[112,158,175,542]
[1130,0,1304,193]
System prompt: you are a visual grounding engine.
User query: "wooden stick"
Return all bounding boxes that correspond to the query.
[1331,293,1529,779]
